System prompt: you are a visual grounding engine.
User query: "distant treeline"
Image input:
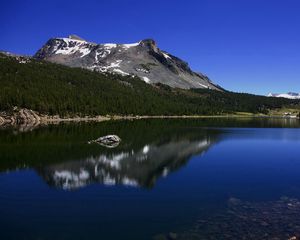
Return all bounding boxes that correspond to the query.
[0,53,298,116]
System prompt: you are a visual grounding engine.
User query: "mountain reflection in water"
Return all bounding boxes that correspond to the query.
[40,137,214,190]
[0,119,222,190]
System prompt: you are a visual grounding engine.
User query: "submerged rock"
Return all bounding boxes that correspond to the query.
[228,197,241,206]
[170,197,300,240]
[88,135,121,148]
[289,236,300,240]
[168,232,177,239]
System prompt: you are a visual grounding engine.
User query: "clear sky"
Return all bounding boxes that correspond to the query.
[1,0,299,95]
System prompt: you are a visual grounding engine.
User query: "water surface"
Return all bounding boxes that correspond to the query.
[0,118,300,239]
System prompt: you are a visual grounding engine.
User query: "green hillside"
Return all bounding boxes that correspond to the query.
[0,53,298,116]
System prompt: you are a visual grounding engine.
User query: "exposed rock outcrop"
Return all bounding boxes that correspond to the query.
[0,108,40,124]
[88,135,121,148]
[0,108,41,131]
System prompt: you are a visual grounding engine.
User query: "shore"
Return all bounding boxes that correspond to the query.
[0,108,299,129]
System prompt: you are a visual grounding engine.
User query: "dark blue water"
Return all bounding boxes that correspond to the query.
[0,119,300,239]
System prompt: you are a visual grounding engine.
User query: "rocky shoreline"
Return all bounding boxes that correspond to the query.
[0,108,299,131]
[0,108,234,129]
[0,108,111,131]
[0,108,109,123]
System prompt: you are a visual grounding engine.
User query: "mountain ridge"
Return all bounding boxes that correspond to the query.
[34,35,222,90]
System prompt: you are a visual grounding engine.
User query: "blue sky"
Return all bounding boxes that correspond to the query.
[1,0,299,95]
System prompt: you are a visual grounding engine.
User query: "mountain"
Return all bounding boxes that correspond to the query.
[34,35,222,90]
[268,92,300,99]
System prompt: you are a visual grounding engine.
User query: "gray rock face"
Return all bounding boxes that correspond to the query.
[34,35,222,90]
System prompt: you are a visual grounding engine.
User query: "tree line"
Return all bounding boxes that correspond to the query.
[0,53,298,117]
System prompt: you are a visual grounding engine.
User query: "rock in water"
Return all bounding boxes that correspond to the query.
[88,135,121,148]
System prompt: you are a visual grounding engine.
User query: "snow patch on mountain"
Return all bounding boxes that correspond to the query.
[113,68,129,76]
[103,43,117,49]
[95,49,108,61]
[267,92,300,99]
[55,38,92,57]
[142,76,151,83]
[122,42,140,49]
[99,60,123,73]
[162,52,171,59]
[78,47,91,57]
[61,37,86,43]
[198,82,209,88]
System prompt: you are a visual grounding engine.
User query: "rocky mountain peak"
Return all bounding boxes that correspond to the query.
[140,39,157,49]
[34,35,222,90]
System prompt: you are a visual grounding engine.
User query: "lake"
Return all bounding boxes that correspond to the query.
[0,118,300,240]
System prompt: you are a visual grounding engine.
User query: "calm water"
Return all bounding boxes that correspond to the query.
[0,118,300,240]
